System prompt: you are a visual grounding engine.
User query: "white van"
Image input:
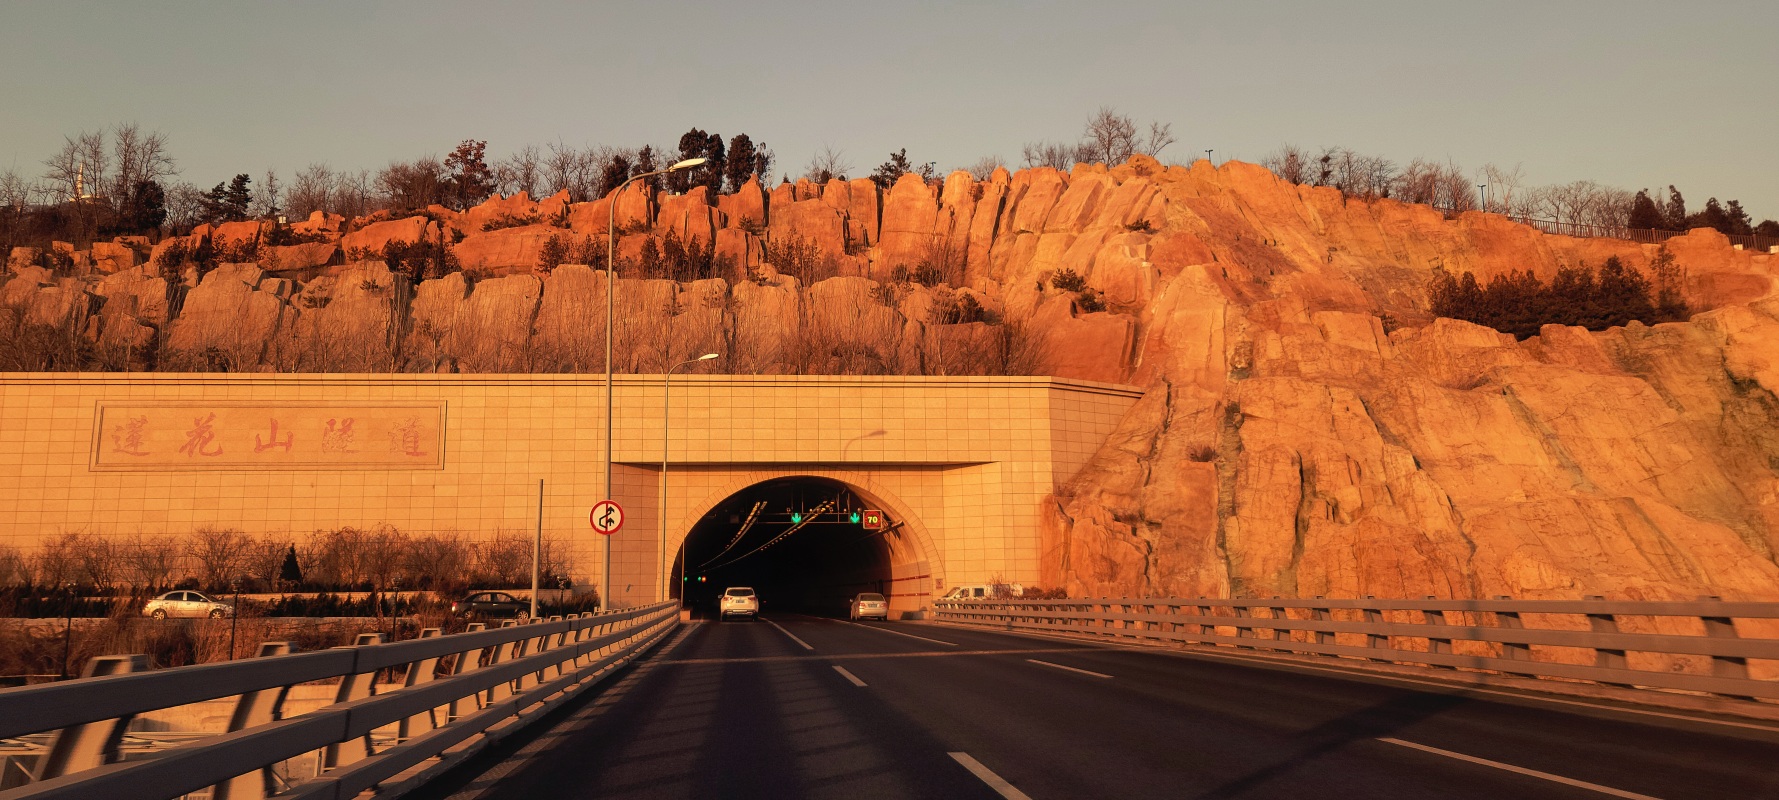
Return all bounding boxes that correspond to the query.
[938,583,1022,601]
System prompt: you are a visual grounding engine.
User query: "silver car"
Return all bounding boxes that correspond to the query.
[143,590,234,619]
[849,592,889,621]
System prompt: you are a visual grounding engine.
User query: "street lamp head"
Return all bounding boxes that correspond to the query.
[697,353,720,361]
[668,158,707,172]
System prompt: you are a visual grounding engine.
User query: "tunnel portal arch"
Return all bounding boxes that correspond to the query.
[669,469,943,617]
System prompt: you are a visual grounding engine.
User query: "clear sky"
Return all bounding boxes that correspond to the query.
[3,1,1775,218]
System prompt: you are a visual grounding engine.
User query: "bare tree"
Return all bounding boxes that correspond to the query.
[802,144,852,182]
[478,530,531,586]
[108,123,177,202]
[1260,144,1308,184]
[33,535,80,588]
[288,163,338,219]
[496,144,543,198]
[187,526,252,589]
[356,524,408,591]
[252,169,282,218]
[964,156,1005,181]
[1478,162,1525,214]
[1021,141,1084,171]
[0,544,26,587]
[125,533,182,591]
[71,533,123,591]
[1080,107,1140,166]
[1140,121,1177,158]
[162,181,210,230]
[404,531,472,591]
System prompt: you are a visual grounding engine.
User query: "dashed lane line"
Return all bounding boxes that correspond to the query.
[832,665,867,687]
[949,752,1034,800]
[917,621,1779,734]
[1026,658,1113,679]
[762,617,814,650]
[835,618,959,647]
[1377,737,1662,799]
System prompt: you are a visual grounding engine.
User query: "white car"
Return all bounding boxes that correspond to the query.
[143,590,234,619]
[719,587,758,620]
[849,592,889,621]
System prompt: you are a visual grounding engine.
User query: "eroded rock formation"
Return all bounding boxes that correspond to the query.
[4,156,1777,601]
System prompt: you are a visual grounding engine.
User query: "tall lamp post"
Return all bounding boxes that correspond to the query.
[1478,183,1488,213]
[603,156,705,611]
[662,353,720,603]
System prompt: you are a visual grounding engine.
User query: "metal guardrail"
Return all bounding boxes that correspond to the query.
[933,598,1779,702]
[0,602,679,800]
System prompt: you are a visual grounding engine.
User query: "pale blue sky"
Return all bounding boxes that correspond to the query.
[3,1,1775,217]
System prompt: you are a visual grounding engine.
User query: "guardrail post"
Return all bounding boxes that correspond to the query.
[1494,595,1530,663]
[1700,597,1753,700]
[1269,600,1286,645]
[446,623,488,722]
[211,642,293,800]
[1312,598,1332,645]
[34,654,145,782]
[397,628,443,742]
[1360,597,1391,662]
[484,620,523,705]
[1422,598,1452,668]
[321,632,387,773]
[1582,595,1629,676]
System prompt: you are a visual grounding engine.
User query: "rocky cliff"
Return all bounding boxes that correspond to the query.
[5,156,1777,600]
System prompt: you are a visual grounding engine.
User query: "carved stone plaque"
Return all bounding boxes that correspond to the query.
[90,401,447,471]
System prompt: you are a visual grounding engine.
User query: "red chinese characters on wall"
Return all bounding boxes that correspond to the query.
[92,403,446,470]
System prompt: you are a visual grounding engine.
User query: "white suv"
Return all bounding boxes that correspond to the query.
[719,587,759,620]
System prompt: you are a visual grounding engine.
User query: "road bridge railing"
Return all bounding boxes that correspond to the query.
[933,597,1779,706]
[0,601,679,800]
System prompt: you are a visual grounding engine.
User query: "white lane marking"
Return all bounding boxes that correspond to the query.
[762,617,813,650]
[832,665,867,687]
[926,622,1779,734]
[1027,658,1113,679]
[1377,737,1663,800]
[949,752,1033,800]
[843,619,958,646]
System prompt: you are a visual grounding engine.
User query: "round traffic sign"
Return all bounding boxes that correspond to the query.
[590,500,625,535]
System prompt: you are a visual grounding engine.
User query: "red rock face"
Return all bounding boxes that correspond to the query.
[26,153,1779,603]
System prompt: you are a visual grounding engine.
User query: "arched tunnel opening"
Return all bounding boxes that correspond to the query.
[671,477,907,619]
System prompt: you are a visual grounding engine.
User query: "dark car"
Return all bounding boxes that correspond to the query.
[451,591,531,621]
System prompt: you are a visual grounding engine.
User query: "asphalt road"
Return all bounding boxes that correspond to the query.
[410,614,1779,800]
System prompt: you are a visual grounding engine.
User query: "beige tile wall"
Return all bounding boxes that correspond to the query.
[0,373,1141,606]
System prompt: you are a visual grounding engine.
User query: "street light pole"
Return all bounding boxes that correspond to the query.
[604,157,705,612]
[661,353,719,603]
[1478,184,1488,213]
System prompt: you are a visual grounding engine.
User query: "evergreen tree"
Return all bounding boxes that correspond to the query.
[667,128,707,194]
[870,149,915,190]
[599,153,633,199]
[725,134,757,194]
[1724,200,1754,236]
[1627,190,1665,230]
[698,132,725,193]
[202,174,253,222]
[633,145,658,193]
[279,545,303,586]
[1663,186,1687,229]
[443,139,496,210]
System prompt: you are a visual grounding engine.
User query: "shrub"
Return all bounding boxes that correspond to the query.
[1188,445,1218,462]
[1427,256,1679,340]
[1075,289,1106,313]
[1051,267,1087,292]
[537,233,571,273]
[482,211,543,232]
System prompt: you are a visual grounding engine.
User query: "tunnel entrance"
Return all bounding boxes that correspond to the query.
[671,476,919,620]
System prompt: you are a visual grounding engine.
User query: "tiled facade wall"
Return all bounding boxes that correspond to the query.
[0,373,1142,606]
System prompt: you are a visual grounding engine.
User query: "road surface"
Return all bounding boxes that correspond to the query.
[410,614,1779,799]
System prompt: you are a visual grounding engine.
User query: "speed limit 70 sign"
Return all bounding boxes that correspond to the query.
[590,500,625,535]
